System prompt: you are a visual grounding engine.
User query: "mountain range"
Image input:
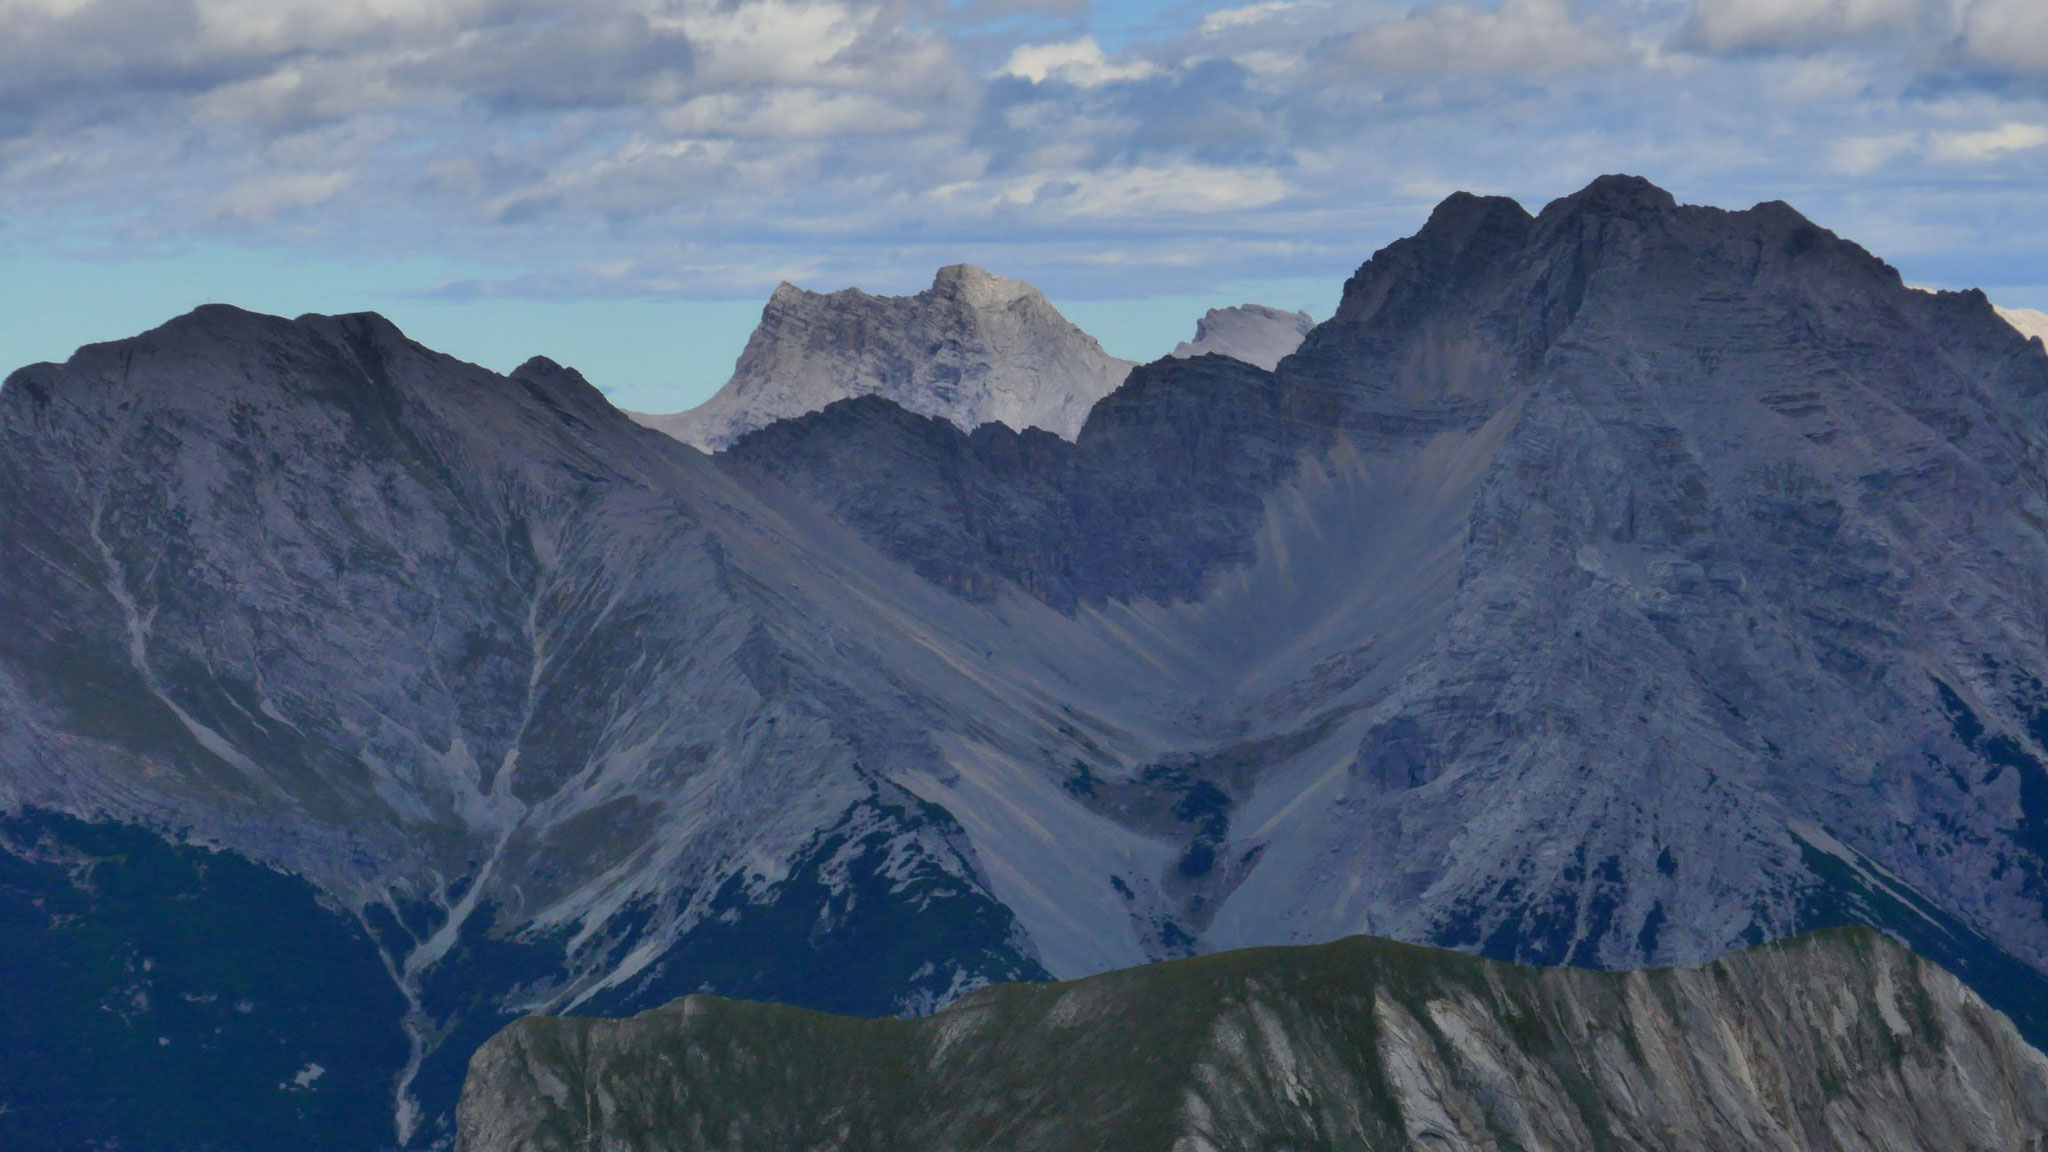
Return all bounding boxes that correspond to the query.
[5,174,2048,1149]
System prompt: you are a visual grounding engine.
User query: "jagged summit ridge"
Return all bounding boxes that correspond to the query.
[1169,303,1315,370]
[633,264,1135,451]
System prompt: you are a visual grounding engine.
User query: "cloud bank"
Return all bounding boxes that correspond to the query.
[6,0,2048,306]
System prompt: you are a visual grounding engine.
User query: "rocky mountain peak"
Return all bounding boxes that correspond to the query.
[1284,190,1531,394]
[1422,188,1534,238]
[2000,305,2048,347]
[507,355,623,427]
[173,301,280,332]
[1169,304,1316,371]
[928,263,1038,309]
[10,306,412,413]
[1540,171,1680,220]
[115,302,304,361]
[632,265,1135,451]
[509,354,571,381]
[1294,174,1947,405]
[509,354,603,400]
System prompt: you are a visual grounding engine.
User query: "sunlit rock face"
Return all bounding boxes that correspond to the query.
[633,264,1135,451]
[11,175,2048,1146]
[1169,303,1316,370]
[2001,305,2048,348]
[457,928,2048,1152]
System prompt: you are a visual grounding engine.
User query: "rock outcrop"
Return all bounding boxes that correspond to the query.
[1169,302,1316,369]
[457,927,2048,1152]
[2002,305,2048,347]
[634,265,1134,451]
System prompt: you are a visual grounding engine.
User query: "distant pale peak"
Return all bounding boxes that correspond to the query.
[1998,305,2048,347]
[1169,303,1316,371]
[632,264,1134,451]
[929,264,1039,310]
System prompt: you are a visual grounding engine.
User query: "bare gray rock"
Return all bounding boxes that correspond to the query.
[457,927,2048,1152]
[633,265,1134,451]
[1169,303,1316,370]
[2002,305,2048,348]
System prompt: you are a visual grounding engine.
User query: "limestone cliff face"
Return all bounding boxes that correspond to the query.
[1169,303,1316,370]
[457,928,2048,1152]
[634,265,1134,451]
[2002,305,2048,348]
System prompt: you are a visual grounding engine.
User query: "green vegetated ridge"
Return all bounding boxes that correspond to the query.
[459,927,2048,1152]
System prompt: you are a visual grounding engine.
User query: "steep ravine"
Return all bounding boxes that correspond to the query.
[457,927,2048,1152]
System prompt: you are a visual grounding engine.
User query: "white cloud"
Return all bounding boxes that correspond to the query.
[0,0,962,125]
[1930,121,2048,162]
[10,0,2048,337]
[680,0,863,87]
[1828,132,1916,174]
[1197,0,1325,35]
[1000,37,1162,87]
[187,0,493,56]
[938,162,1289,218]
[660,89,930,138]
[1960,0,2048,72]
[1331,0,1622,79]
[1670,0,2048,77]
[1678,0,1934,55]
[191,56,408,127]
[212,169,354,221]
[1046,163,1288,216]
[0,0,99,14]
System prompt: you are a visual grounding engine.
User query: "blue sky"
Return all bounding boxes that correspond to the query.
[6,0,2048,411]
